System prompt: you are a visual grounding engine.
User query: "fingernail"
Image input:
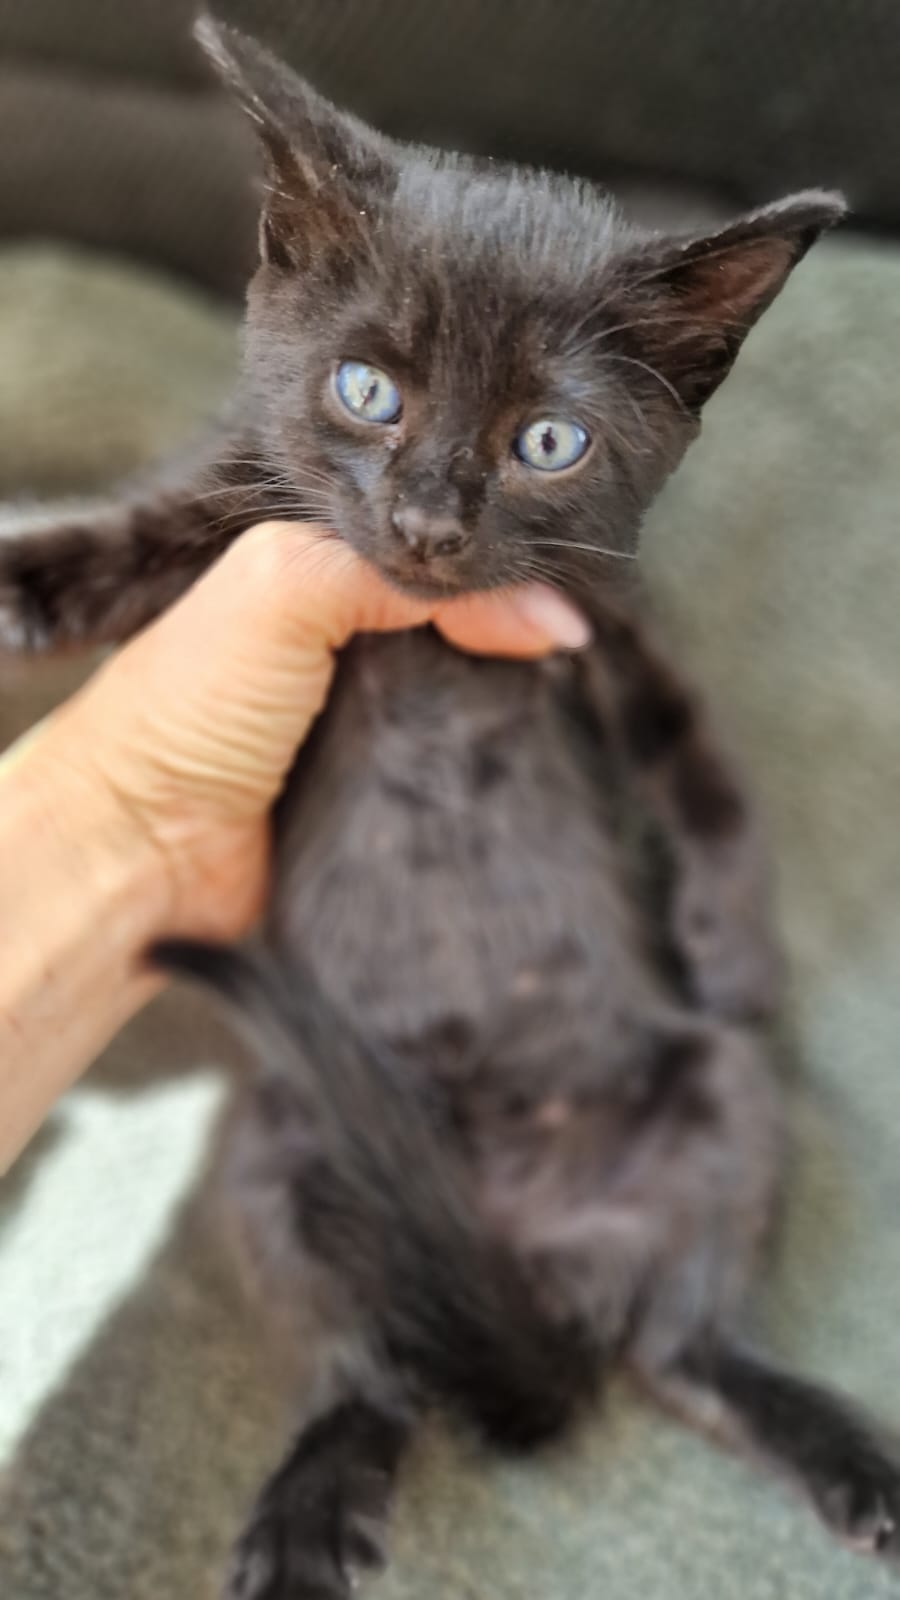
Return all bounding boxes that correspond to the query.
[510,584,592,650]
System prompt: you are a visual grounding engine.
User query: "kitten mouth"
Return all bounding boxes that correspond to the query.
[373,560,475,603]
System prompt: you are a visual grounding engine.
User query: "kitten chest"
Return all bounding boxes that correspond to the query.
[267,631,658,1066]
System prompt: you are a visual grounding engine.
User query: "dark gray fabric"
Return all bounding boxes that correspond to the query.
[0,244,236,497]
[0,0,898,296]
[237,0,899,216]
[0,68,256,296]
[0,0,202,85]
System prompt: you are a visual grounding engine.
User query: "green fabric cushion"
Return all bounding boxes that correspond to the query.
[0,245,235,499]
[1,240,899,1599]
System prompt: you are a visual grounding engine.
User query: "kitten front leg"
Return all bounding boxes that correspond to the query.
[0,440,283,654]
[581,610,783,1022]
[0,496,210,652]
[227,1390,413,1600]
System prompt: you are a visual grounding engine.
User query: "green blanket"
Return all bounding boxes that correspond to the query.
[1,239,899,1600]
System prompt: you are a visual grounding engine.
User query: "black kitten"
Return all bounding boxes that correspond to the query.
[5,17,897,1597]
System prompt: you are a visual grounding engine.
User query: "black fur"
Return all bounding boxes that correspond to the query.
[151,936,596,1450]
[4,17,893,1600]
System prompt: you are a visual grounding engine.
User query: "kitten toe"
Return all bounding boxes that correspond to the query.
[0,588,31,653]
[225,1529,346,1600]
[224,1489,386,1599]
[339,1517,388,1577]
[813,1446,900,1557]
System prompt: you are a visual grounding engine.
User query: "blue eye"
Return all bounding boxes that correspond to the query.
[514,418,590,472]
[335,361,402,424]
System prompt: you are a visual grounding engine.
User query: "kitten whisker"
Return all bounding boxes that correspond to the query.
[204,499,332,535]
[620,232,790,298]
[197,488,324,512]
[192,473,336,513]
[214,458,337,497]
[191,484,321,507]
[585,309,755,342]
[585,411,652,458]
[563,309,760,365]
[599,354,689,414]
[531,540,637,562]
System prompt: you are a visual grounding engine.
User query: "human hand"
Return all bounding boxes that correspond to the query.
[26,520,592,946]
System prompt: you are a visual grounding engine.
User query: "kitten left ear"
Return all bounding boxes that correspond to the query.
[622,191,847,413]
[195,13,397,269]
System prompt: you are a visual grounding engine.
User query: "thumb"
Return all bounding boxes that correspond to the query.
[72,521,589,819]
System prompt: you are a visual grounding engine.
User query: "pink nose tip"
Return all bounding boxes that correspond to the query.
[390,505,469,560]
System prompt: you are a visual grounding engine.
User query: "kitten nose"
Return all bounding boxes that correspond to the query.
[390,505,469,561]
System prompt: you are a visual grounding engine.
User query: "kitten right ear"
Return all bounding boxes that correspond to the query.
[195,13,397,269]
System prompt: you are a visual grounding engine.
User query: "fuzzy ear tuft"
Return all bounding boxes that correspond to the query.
[195,13,396,268]
[620,190,847,413]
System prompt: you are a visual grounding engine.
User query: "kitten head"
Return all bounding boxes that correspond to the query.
[199,16,845,601]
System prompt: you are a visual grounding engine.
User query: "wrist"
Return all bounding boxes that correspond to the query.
[0,716,170,1169]
[8,705,174,950]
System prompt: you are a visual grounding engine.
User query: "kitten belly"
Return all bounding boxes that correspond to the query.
[267,632,666,1073]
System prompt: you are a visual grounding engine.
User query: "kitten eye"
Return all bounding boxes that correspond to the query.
[335,361,402,424]
[514,419,590,473]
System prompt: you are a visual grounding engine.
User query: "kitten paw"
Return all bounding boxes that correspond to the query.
[224,1501,385,1600]
[813,1444,900,1558]
[0,587,31,653]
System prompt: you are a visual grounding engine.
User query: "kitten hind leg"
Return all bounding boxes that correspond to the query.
[226,1384,415,1600]
[639,1339,900,1559]
[217,1084,417,1598]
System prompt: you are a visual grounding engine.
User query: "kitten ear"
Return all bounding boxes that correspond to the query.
[622,191,847,413]
[195,13,396,269]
